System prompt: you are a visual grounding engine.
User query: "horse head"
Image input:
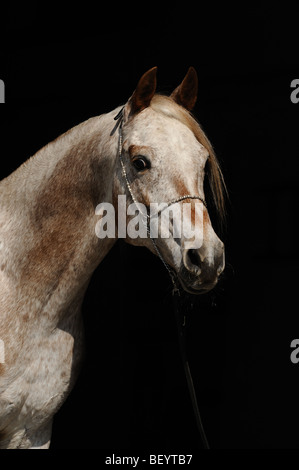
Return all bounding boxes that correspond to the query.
[113,67,225,294]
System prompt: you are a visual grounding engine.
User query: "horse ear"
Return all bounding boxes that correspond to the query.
[170,67,198,111]
[127,67,157,116]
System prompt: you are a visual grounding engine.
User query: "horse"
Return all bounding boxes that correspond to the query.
[0,66,226,448]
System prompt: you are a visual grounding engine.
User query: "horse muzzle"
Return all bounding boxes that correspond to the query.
[179,242,225,294]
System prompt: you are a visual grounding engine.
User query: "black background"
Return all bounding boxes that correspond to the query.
[1,2,299,450]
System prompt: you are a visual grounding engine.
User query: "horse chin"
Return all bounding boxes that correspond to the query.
[178,278,208,295]
[177,273,217,295]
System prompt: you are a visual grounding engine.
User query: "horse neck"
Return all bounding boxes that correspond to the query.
[1,109,120,317]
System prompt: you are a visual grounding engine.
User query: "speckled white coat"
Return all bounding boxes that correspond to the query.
[0,68,225,448]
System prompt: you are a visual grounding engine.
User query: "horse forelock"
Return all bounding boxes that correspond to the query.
[149,95,227,225]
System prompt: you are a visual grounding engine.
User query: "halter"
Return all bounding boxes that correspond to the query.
[113,108,210,449]
[114,108,207,293]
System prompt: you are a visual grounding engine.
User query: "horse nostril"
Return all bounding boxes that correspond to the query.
[187,249,202,270]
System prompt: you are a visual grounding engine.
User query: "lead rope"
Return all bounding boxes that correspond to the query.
[115,110,210,449]
[173,291,210,449]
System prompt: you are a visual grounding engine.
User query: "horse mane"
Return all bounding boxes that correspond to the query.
[150,94,227,225]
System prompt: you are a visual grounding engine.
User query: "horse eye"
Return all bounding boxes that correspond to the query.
[132,156,150,172]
